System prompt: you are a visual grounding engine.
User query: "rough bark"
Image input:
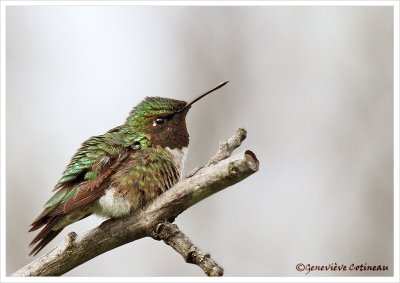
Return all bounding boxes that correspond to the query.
[152,222,224,276]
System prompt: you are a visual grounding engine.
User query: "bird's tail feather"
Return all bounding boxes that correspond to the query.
[29,215,64,257]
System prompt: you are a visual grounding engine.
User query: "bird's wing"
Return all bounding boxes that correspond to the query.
[30,130,129,227]
[53,129,122,192]
[47,151,130,216]
[27,149,130,257]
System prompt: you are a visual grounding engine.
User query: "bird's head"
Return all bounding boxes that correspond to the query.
[126,81,229,150]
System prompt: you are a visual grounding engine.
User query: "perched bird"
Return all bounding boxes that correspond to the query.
[29,81,229,256]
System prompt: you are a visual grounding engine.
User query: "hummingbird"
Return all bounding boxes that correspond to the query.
[28,81,229,256]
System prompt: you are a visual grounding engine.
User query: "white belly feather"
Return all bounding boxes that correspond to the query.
[98,187,133,218]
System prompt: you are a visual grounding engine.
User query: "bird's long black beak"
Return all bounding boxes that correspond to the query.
[178,81,229,113]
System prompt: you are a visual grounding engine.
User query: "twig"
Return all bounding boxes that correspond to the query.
[152,222,224,276]
[186,128,247,177]
[207,128,247,166]
[12,129,259,277]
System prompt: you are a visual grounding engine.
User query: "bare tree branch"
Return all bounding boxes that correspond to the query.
[207,128,247,166]
[12,129,259,277]
[152,222,224,276]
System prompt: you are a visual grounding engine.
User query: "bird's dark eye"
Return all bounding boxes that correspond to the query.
[153,114,173,127]
[153,118,166,126]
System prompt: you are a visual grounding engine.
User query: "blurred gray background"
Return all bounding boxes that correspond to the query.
[6,5,393,276]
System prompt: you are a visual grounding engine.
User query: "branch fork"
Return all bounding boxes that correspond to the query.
[12,128,259,277]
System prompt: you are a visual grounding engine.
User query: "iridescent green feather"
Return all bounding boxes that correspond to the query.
[126,97,186,131]
[111,146,178,194]
[44,130,126,209]
[44,189,68,208]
